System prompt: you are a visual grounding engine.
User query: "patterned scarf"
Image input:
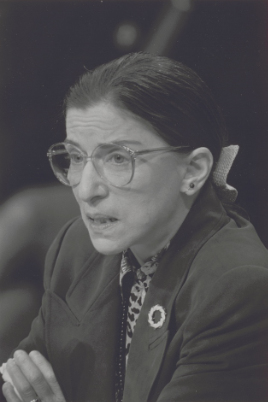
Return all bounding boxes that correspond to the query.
[120,243,170,363]
[115,243,170,402]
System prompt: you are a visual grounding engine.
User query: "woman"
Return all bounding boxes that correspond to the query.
[1,52,268,402]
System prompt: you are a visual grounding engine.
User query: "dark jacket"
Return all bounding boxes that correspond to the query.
[14,183,268,401]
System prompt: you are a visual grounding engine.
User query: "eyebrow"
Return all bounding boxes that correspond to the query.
[64,139,143,148]
[64,139,80,147]
[111,139,143,147]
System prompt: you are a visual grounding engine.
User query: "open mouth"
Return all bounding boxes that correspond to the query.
[90,217,117,224]
[88,215,118,229]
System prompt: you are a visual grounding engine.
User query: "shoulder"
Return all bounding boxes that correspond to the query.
[190,214,268,278]
[179,214,268,320]
[175,219,268,357]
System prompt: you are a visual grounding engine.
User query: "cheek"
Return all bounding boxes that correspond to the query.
[123,176,179,224]
[131,160,182,204]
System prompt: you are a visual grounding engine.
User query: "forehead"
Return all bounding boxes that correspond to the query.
[65,103,167,148]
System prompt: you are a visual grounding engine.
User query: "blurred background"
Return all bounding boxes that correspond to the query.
[0,0,267,361]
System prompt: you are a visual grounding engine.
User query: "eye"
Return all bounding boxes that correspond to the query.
[69,151,84,164]
[99,145,132,167]
[105,152,131,166]
[110,153,127,164]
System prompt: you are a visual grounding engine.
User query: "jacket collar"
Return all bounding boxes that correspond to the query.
[124,182,229,402]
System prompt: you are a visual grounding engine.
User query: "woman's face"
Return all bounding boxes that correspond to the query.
[66,103,189,263]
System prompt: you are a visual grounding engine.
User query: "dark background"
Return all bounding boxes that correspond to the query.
[0,0,267,244]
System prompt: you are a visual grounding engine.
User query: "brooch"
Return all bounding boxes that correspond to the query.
[148,304,166,329]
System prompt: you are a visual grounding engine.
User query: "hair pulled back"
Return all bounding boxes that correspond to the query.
[64,52,228,164]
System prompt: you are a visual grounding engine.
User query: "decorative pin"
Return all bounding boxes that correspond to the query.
[148,304,166,329]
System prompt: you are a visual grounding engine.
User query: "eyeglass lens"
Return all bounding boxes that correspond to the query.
[49,143,134,187]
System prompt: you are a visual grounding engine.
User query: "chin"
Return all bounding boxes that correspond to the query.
[90,237,125,256]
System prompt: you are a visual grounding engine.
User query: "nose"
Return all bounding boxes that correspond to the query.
[76,160,109,204]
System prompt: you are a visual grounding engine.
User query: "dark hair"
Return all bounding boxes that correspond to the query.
[64,52,228,164]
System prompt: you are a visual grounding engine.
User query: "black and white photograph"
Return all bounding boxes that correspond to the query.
[0,1,268,401]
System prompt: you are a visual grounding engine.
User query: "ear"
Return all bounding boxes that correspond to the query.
[180,147,213,195]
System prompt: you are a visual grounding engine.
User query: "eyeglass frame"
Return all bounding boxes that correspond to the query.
[47,142,193,188]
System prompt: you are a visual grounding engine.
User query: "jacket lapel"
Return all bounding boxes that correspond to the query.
[66,252,122,322]
[124,183,229,402]
[49,251,122,401]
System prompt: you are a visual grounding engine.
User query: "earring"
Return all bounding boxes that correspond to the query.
[189,182,195,189]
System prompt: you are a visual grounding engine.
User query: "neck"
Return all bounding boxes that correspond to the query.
[129,191,200,265]
[130,248,147,266]
[130,212,188,265]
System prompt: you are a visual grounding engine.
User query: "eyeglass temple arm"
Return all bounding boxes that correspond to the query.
[133,145,192,156]
[47,149,68,157]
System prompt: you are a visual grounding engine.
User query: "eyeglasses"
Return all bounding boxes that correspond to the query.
[47,142,192,188]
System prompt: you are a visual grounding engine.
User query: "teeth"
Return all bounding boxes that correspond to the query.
[94,218,107,224]
[92,217,116,224]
